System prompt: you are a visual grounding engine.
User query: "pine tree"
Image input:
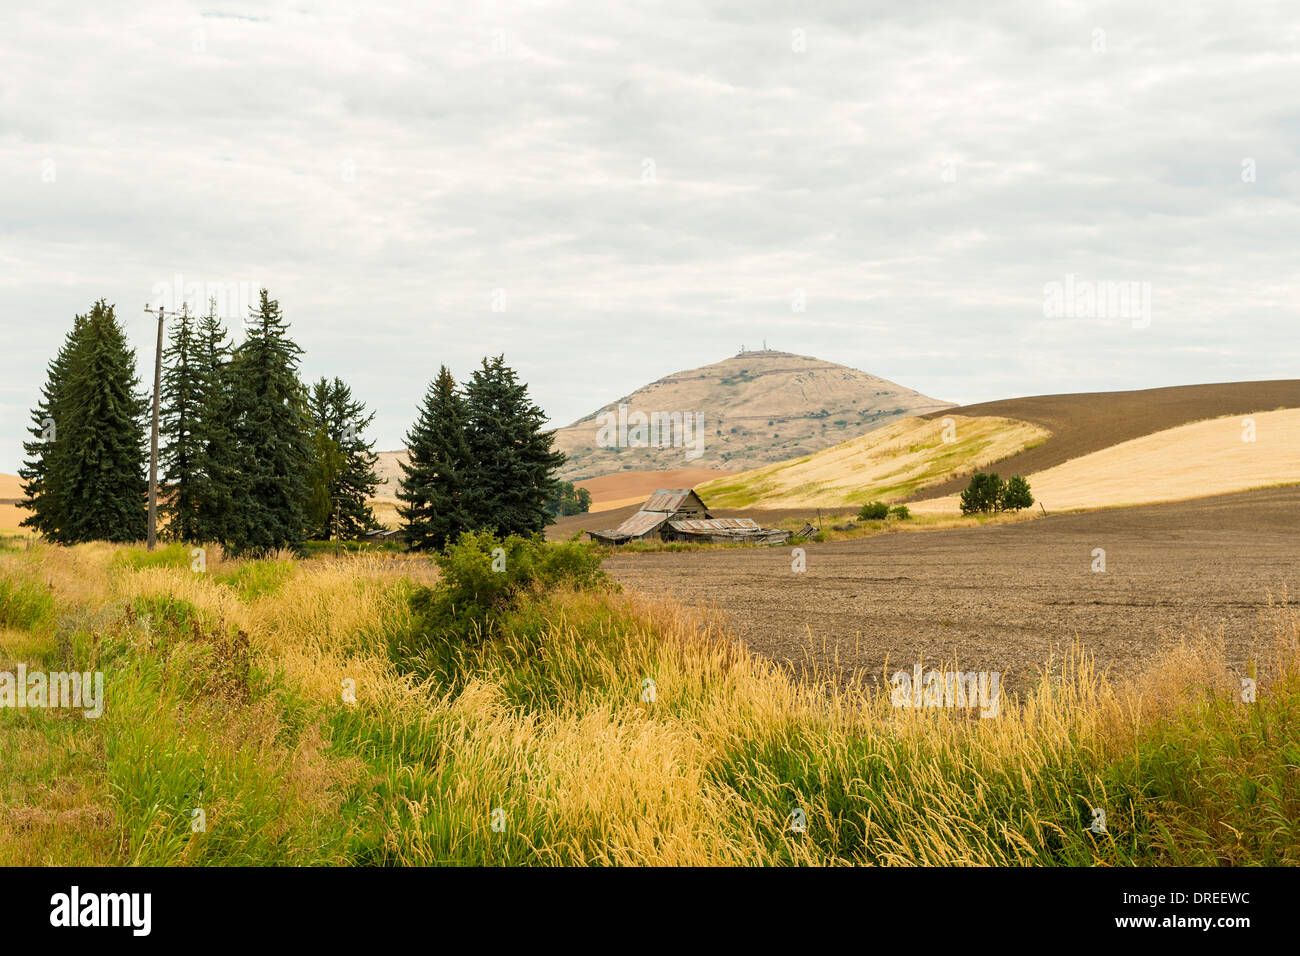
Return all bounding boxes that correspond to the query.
[224,289,313,555]
[43,301,148,543]
[306,376,380,539]
[190,301,237,545]
[159,304,204,541]
[397,365,474,551]
[18,313,90,536]
[461,355,565,536]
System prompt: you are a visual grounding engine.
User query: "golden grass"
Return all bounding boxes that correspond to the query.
[912,407,1300,515]
[697,414,1049,508]
[1,540,1297,866]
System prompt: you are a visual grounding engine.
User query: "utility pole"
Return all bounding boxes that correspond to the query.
[144,303,186,550]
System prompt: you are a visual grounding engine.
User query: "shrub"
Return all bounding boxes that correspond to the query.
[888,505,912,520]
[401,531,612,657]
[857,501,889,521]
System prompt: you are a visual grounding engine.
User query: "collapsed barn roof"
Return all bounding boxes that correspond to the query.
[587,489,789,545]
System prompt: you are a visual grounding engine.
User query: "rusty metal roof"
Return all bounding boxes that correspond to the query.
[607,510,671,538]
[641,489,705,513]
[667,518,760,532]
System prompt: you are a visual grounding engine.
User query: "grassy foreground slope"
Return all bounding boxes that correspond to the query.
[2,536,1297,865]
[911,407,1300,514]
[696,414,1048,508]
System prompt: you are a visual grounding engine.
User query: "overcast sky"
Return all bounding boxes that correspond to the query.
[2,1,1297,472]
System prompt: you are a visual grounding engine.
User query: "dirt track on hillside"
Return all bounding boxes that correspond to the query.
[909,379,1300,500]
[603,486,1300,693]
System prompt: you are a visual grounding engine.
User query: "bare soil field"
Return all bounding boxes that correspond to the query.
[908,379,1300,500]
[603,485,1300,693]
[576,468,737,512]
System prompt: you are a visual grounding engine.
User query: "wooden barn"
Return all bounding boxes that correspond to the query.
[587,489,790,546]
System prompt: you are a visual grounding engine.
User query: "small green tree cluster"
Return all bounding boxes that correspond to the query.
[546,481,592,517]
[399,357,565,550]
[959,472,1034,515]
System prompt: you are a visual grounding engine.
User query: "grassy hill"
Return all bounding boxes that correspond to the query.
[696,414,1048,508]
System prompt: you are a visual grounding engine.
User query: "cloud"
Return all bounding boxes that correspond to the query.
[1,0,1297,470]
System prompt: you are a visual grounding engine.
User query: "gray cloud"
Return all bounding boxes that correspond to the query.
[2,0,1297,471]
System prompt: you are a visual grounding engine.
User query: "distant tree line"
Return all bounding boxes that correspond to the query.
[21,292,382,554]
[546,482,592,518]
[21,295,566,554]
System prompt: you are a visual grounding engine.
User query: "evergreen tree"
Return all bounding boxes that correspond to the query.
[305,420,345,538]
[18,313,90,536]
[960,471,1004,515]
[1000,475,1034,512]
[461,355,565,536]
[224,289,313,555]
[397,365,474,551]
[159,304,204,541]
[40,301,148,543]
[190,301,238,545]
[306,376,380,539]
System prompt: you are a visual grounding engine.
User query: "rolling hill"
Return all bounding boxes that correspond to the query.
[694,379,1300,513]
[910,407,1300,514]
[549,350,953,480]
[696,414,1048,508]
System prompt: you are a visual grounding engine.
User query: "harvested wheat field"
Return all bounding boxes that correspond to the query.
[0,473,24,533]
[907,379,1300,501]
[912,408,1300,515]
[603,485,1300,695]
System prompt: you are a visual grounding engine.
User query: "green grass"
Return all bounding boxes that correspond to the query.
[215,559,297,599]
[2,540,1297,866]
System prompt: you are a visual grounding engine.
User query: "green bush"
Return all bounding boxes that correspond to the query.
[399,532,612,665]
[888,505,911,520]
[857,501,889,521]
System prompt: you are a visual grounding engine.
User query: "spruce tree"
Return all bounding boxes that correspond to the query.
[461,355,565,536]
[18,313,90,536]
[305,421,345,538]
[44,300,148,543]
[224,289,313,555]
[397,365,473,551]
[190,301,238,545]
[159,304,204,541]
[306,376,380,539]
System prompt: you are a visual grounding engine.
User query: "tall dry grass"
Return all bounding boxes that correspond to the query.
[1,537,1296,865]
